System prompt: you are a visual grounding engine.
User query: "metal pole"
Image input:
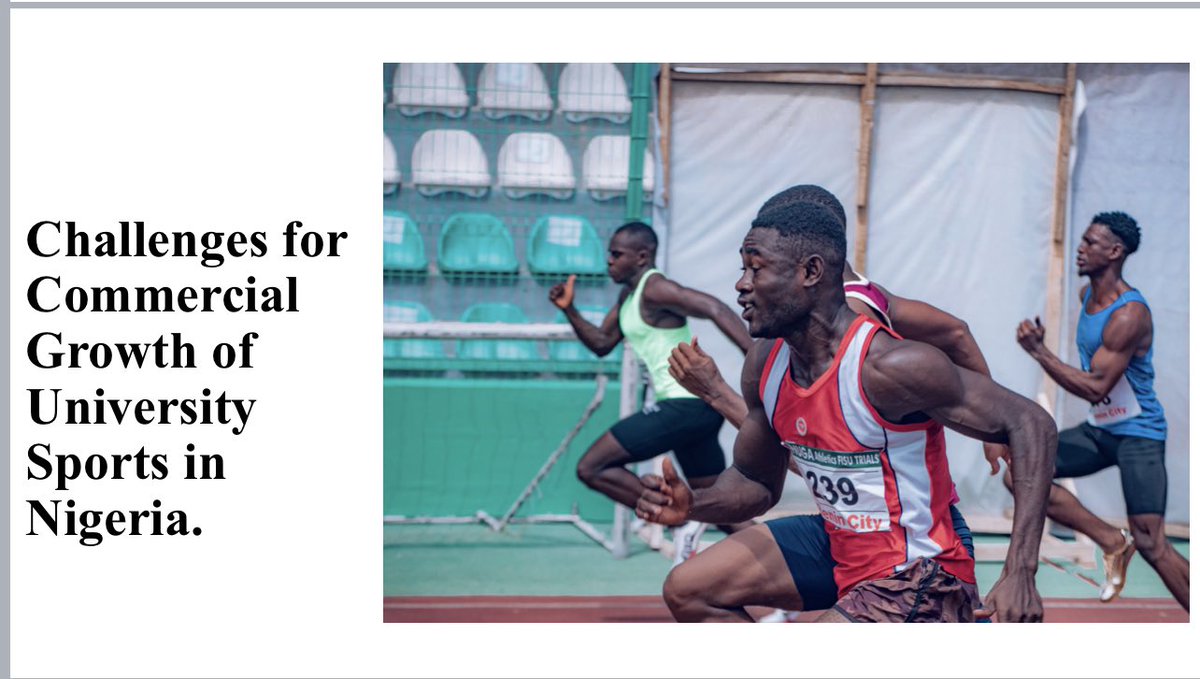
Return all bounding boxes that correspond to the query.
[624,63,652,222]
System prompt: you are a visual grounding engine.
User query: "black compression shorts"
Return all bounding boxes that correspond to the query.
[609,397,727,479]
[1056,422,1168,516]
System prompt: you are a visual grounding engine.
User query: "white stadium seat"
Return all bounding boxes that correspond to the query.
[383,133,401,195]
[476,63,553,122]
[582,135,654,201]
[390,63,470,118]
[497,133,575,200]
[557,63,632,124]
[410,129,492,198]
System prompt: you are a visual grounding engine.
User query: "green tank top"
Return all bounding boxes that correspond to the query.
[619,269,695,400]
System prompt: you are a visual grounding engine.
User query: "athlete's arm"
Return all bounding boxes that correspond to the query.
[874,283,992,377]
[548,274,624,357]
[873,283,1010,474]
[864,339,1056,622]
[667,338,751,428]
[642,275,754,354]
[1016,304,1149,404]
[636,341,788,526]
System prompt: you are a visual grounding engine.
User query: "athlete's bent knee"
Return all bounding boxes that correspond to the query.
[576,459,600,489]
[662,565,710,622]
[1129,517,1168,562]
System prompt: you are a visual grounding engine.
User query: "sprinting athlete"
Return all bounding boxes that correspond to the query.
[668,184,1009,475]
[637,201,1056,622]
[550,221,753,564]
[1014,211,1188,610]
[666,185,994,621]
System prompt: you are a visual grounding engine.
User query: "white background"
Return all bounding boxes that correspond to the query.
[9,6,1199,678]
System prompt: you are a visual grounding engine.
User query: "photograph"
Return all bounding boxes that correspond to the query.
[380,62,1189,624]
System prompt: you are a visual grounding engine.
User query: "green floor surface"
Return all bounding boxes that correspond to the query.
[385,523,1189,600]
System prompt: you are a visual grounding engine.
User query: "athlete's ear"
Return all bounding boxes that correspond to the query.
[637,247,653,267]
[800,253,826,289]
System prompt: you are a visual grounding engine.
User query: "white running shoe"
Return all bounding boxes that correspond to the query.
[672,521,708,566]
[758,609,802,623]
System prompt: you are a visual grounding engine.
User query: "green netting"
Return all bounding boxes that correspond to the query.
[382,210,428,276]
[550,306,622,367]
[437,212,520,278]
[527,214,607,281]
[455,303,540,369]
[382,62,651,337]
[384,377,622,521]
[384,63,653,521]
[383,300,443,360]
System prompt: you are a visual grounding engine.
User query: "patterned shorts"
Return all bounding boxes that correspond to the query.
[831,558,981,623]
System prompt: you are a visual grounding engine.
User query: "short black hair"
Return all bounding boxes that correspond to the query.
[758,184,848,229]
[752,200,847,272]
[1092,211,1140,255]
[613,221,658,252]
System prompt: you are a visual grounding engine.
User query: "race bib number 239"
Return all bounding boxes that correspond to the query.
[786,443,890,533]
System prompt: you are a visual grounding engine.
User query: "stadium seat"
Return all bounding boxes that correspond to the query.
[476,63,553,122]
[456,303,540,363]
[383,133,401,195]
[390,63,470,118]
[383,210,427,275]
[383,300,444,359]
[496,133,575,200]
[526,215,606,280]
[557,63,632,124]
[437,213,519,278]
[550,306,621,365]
[582,135,654,201]
[411,129,492,198]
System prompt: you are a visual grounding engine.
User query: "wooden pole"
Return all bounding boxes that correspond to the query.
[855,64,878,274]
[1039,63,1078,416]
[669,69,1063,95]
[658,63,672,205]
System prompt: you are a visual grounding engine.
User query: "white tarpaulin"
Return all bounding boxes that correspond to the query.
[658,65,1187,524]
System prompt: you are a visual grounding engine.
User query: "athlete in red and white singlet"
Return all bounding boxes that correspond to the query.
[759,315,974,595]
[638,196,1054,623]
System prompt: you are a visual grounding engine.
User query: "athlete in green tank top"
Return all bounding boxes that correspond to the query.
[549,221,754,560]
[618,267,695,400]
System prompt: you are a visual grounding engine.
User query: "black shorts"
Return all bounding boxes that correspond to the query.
[1056,422,1168,516]
[766,505,974,611]
[608,398,727,479]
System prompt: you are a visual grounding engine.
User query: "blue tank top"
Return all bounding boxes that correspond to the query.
[1076,287,1166,440]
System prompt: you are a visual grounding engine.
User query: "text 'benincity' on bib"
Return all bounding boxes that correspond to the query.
[1087,373,1143,427]
[784,442,890,533]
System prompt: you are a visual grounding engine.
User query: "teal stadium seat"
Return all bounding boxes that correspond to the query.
[383,301,444,360]
[437,213,520,280]
[550,306,622,368]
[527,215,606,281]
[456,303,540,368]
[383,211,428,275]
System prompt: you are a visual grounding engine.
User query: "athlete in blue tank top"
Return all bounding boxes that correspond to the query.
[1014,211,1187,611]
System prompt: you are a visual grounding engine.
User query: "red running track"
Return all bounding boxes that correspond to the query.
[384,596,1187,623]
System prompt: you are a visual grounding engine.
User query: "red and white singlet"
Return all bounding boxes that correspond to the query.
[759,315,975,596]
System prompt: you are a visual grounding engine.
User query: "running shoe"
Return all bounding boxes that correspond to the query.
[672,521,708,566]
[759,609,802,623]
[1099,528,1136,603]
